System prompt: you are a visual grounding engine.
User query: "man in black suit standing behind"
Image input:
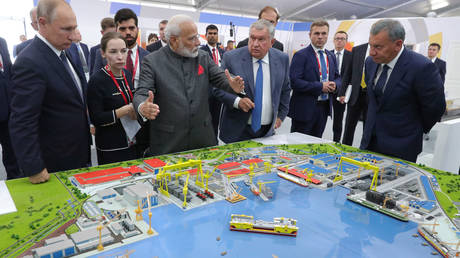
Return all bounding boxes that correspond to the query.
[89,17,115,75]
[427,43,446,84]
[331,31,352,142]
[339,43,369,146]
[147,20,168,52]
[236,6,283,52]
[200,24,225,141]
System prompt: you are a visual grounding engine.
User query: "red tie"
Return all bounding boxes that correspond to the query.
[0,58,3,70]
[212,48,218,65]
[126,49,133,75]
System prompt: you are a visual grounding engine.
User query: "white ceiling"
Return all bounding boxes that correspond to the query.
[140,0,460,22]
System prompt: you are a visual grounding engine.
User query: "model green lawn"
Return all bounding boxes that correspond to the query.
[0,175,75,256]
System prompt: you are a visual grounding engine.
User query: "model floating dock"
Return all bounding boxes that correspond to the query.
[229,214,298,237]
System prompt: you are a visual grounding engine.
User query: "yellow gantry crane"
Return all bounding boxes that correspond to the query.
[257,181,275,193]
[335,157,380,190]
[248,164,255,184]
[264,161,273,173]
[203,166,217,191]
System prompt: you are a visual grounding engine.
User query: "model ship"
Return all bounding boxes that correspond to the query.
[229,214,298,237]
[277,168,309,187]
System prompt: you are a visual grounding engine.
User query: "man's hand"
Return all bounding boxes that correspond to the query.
[339,96,346,104]
[225,69,244,94]
[274,118,282,129]
[328,81,336,92]
[29,168,50,184]
[322,81,335,93]
[238,97,255,112]
[139,91,160,120]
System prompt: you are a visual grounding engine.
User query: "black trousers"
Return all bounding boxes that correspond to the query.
[332,97,346,142]
[291,101,329,138]
[0,121,22,179]
[209,96,222,142]
[342,89,368,146]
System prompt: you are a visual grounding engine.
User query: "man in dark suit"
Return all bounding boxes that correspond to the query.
[331,31,352,142]
[147,20,168,53]
[9,0,91,184]
[214,20,290,143]
[200,24,225,141]
[89,17,115,75]
[67,29,90,81]
[288,20,341,138]
[236,6,283,52]
[361,19,445,162]
[339,43,369,146]
[0,37,21,179]
[427,43,446,84]
[15,7,38,57]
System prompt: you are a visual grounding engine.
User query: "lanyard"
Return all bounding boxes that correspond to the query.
[126,48,139,84]
[314,50,329,79]
[106,65,133,105]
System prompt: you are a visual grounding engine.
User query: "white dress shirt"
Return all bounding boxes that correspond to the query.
[207,44,221,66]
[373,45,404,93]
[234,53,273,126]
[431,57,437,63]
[128,44,140,89]
[37,33,82,95]
[334,49,344,74]
[311,44,329,81]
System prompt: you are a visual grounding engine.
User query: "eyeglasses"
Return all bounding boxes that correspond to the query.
[334,37,347,41]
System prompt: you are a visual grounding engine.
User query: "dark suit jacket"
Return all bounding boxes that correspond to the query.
[92,45,149,75]
[89,44,101,75]
[339,43,368,107]
[360,48,445,162]
[434,58,446,84]
[146,40,163,53]
[199,44,225,65]
[213,47,291,143]
[67,42,89,75]
[331,49,352,77]
[0,37,12,122]
[9,36,91,175]
[288,45,341,122]
[237,38,284,52]
[14,39,32,57]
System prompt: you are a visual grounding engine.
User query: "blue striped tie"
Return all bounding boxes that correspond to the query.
[251,59,263,132]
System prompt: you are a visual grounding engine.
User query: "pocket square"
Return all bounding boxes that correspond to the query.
[198,64,204,75]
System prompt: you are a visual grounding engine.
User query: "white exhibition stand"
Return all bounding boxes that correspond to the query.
[418,118,460,174]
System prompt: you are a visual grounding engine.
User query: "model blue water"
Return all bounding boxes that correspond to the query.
[92,173,436,258]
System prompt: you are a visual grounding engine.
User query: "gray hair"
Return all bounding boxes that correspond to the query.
[370,19,405,42]
[165,14,194,42]
[29,7,37,20]
[250,19,275,39]
[37,0,69,23]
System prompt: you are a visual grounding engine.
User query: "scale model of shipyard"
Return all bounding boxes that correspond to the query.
[12,142,460,258]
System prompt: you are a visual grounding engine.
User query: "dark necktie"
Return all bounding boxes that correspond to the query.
[251,59,263,132]
[336,51,341,75]
[60,51,83,100]
[212,48,218,65]
[318,50,329,101]
[126,49,133,75]
[374,64,390,101]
